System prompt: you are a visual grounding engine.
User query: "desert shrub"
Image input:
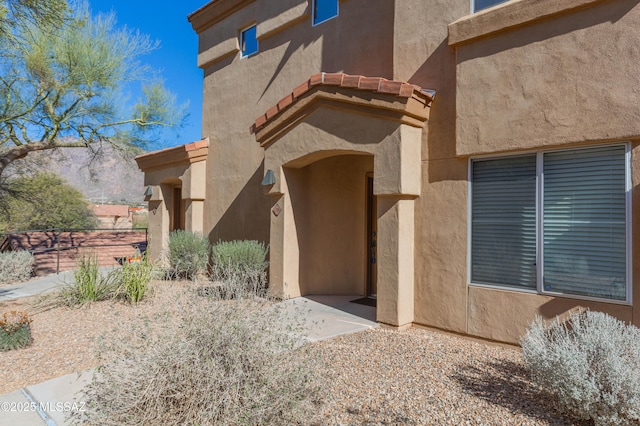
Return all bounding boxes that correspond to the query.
[521,310,640,425]
[0,172,97,231]
[59,253,114,305]
[166,230,210,279]
[0,311,32,351]
[77,293,320,425]
[0,250,33,284]
[110,255,155,304]
[210,240,269,299]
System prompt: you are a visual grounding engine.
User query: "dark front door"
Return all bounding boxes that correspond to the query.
[171,186,185,231]
[366,174,377,297]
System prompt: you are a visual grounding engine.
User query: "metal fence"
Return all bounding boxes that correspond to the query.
[1,228,148,274]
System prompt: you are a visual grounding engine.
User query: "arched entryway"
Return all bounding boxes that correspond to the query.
[252,73,433,328]
[285,153,374,296]
[135,140,208,260]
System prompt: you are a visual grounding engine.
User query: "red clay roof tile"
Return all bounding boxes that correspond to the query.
[377,80,404,95]
[292,81,310,98]
[277,93,295,110]
[341,74,361,88]
[358,76,382,91]
[309,73,323,86]
[323,72,344,86]
[265,104,280,120]
[135,139,209,160]
[251,73,434,134]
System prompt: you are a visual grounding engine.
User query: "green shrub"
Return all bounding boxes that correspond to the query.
[521,310,640,425]
[111,255,155,304]
[107,255,155,303]
[166,231,210,279]
[59,253,114,305]
[78,293,320,425]
[210,240,269,299]
[0,250,33,284]
[0,311,33,351]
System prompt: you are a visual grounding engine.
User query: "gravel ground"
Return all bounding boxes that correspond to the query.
[0,281,574,425]
[311,328,574,425]
[0,280,188,395]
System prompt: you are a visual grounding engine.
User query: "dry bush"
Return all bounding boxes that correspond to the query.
[165,230,210,280]
[0,250,33,284]
[76,287,321,425]
[209,240,269,300]
[521,310,640,425]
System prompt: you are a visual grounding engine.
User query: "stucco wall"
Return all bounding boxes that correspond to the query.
[193,0,640,343]
[447,0,640,342]
[139,155,207,260]
[455,0,640,156]
[391,0,471,333]
[199,0,395,245]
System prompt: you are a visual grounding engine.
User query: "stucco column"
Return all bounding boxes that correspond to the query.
[146,184,171,261]
[185,199,204,233]
[268,189,301,299]
[376,195,415,328]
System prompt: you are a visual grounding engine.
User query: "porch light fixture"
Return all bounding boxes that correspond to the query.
[261,169,276,186]
[144,186,153,197]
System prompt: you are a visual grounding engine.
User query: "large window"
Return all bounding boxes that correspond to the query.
[471,145,630,302]
[472,0,509,12]
[313,0,338,25]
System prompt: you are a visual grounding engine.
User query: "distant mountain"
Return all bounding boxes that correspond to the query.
[6,146,146,205]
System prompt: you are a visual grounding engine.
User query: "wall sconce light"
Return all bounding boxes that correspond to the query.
[144,186,153,197]
[261,169,276,186]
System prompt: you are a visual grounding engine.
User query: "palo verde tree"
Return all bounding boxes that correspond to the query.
[0,0,184,179]
[0,0,68,43]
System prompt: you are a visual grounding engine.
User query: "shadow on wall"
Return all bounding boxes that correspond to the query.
[537,297,633,324]
[410,39,459,169]
[256,0,395,100]
[301,106,398,146]
[210,160,270,245]
[456,0,637,63]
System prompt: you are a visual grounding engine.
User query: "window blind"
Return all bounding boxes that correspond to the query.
[472,155,537,289]
[543,146,627,300]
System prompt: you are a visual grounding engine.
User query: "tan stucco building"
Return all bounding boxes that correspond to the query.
[137,0,640,344]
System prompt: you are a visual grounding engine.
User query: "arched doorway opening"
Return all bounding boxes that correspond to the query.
[285,154,374,296]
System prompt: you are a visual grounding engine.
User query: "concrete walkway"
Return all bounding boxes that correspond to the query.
[0,274,378,425]
[0,272,72,302]
[0,267,115,303]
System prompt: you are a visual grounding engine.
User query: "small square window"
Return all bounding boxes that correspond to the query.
[240,25,258,57]
[313,0,338,25]
[473,0,509,12]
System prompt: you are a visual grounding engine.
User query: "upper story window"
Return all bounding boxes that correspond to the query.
[240,25,258,57]
[313,0,338,25]
[472,0,509,12]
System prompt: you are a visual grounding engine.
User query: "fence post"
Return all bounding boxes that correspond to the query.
[56,229,61,274]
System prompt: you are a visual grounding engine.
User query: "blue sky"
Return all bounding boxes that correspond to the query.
[89,0,208,149]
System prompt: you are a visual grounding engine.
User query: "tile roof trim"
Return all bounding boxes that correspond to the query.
[135,138,209,172]
[251,73,435,134]
[135,139,209,161]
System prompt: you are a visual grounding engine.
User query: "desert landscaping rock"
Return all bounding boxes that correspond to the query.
[0,281,572,424]
[310,328,574,425]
